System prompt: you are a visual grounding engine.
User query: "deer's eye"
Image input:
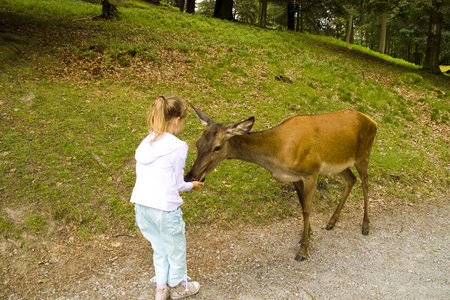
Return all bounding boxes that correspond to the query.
[213,146,221,152]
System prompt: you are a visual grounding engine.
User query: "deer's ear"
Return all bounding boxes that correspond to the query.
[191,104,213,126]
[226,117,255,137]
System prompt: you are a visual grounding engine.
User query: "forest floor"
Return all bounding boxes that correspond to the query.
[1,195,449,300]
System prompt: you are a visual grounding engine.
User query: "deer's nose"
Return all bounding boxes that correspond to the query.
[184,172,192,182]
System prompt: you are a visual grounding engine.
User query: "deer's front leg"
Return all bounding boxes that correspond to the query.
[295,175,317,261]
[296,211,311,261]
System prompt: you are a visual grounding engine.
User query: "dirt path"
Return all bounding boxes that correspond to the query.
[2,200,449,299]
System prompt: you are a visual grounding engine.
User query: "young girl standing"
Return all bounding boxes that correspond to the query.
[130,95,204,300]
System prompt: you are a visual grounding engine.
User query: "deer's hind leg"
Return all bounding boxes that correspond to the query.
[326,168,356,230]
[355,158,371,235]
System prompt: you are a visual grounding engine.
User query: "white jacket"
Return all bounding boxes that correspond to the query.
[130,132,194,211]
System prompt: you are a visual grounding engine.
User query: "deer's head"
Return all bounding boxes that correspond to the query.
[184,105,254,182]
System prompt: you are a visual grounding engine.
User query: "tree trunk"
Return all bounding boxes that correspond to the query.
[101,0,117,19]
[287,3,295,31]
[259,0,267,28]
[214,0,234,20]
[214,0,222,17]
[423,5,443,73]
[179,0,185,12]
[186,0,195,14]
[414,42,421,65]
[407,40,411,62]
[379,11,387,54]
[345,15,353,44]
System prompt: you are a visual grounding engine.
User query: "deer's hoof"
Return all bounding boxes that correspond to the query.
[325,224,334,230]
[295,253,307,261]
[362,228,369,235]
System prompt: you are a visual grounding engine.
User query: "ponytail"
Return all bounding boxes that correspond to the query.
[147,95,188,144]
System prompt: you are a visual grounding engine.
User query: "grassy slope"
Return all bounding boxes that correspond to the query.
[0,0,448,238]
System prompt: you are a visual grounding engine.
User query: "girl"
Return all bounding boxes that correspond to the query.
[130,95,204,300]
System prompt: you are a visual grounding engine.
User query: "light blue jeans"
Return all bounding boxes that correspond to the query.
[135,204,187,287]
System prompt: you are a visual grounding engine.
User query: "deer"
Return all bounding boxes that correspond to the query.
[185,105,378,261]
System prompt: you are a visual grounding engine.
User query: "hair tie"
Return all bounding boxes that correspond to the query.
[157,94,166,101]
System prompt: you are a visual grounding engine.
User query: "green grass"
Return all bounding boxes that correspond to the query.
[0,0,449,238]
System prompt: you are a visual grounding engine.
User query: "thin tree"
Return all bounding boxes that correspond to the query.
[379,11,387,53]
[259,0,268,28]
[345,14,354,43]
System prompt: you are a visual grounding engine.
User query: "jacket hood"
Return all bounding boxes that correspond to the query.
[135,132,186,164]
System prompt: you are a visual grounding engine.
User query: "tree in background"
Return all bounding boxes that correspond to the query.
[179,0,185,11]
[100,0,118,18]
[423,0,448,73]
[214,0,235,19]
[186,0,195,13]
[259,0,268,28]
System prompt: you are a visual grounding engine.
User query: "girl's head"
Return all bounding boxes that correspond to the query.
[147,95,188,143]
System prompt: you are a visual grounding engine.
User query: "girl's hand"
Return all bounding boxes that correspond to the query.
[192,181,204,190]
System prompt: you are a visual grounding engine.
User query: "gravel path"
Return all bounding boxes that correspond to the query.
[2,200,449,300]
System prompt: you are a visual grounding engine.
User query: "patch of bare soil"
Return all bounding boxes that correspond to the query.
[1,198,449,300]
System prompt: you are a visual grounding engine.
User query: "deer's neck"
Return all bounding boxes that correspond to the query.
[228,130,279,168]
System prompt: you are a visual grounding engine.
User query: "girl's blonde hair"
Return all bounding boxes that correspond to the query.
[147,95,188,143]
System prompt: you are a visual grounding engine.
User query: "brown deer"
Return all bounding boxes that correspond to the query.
[185,106,377,261]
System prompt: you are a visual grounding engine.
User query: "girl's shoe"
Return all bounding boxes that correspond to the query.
[170,280,200,299]
[155,285,170,300]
